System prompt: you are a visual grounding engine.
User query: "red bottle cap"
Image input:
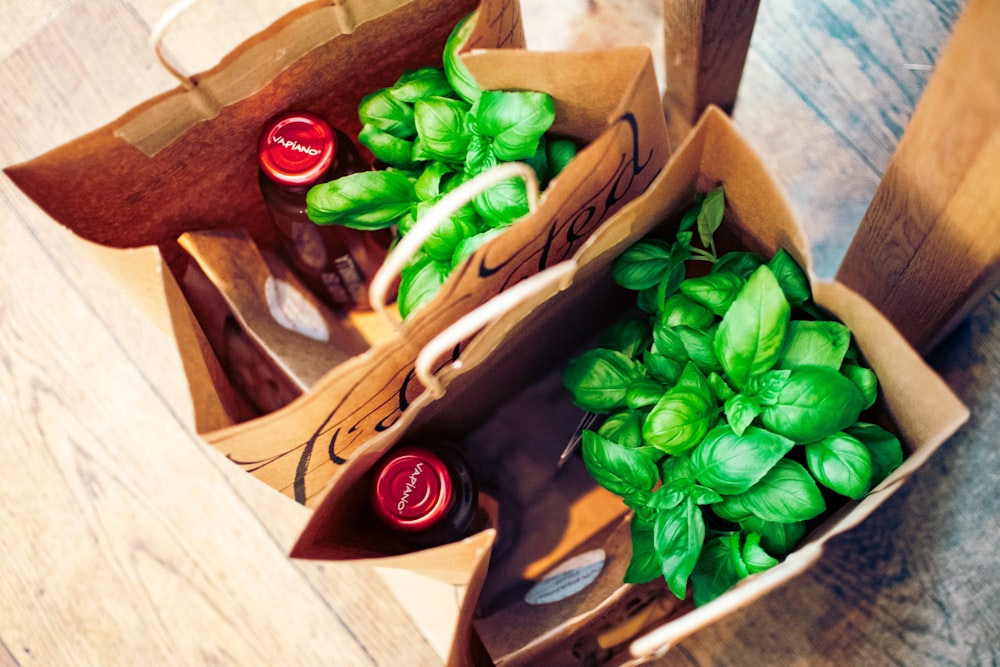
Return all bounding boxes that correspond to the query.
[258,111,336,186]
[371,447,453,532]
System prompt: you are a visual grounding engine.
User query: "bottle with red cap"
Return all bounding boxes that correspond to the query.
[257,111,391,311]
[370,441,481,550]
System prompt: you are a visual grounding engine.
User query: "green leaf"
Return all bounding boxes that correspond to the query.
[680,272,744,316]
[711,495,754,523]
[597,410,648,451]
[708,372,736,402]
[464,133,497,177]
[636,285,661,315]
[714,265,791,389]
[389,67,455,103]
[442,12,482,104]
[643,352,683,386]
[642,380,717,455]
[655,497,706,599]
[805,432,873,500]
[742,532,779,574]
[675,361,712,394]
[521,136,550,186]
[420,210,481,263]
[413,96,473,163]
[673,325,722,374]
[358,124,419,170]
[739,515,806,555]
[413,161,456,201]
[474,176,530,226]
[581,430,659,497]
[397,255,448,319]
[449,227,505,269]
[475,90,556,161]
[625,515,662,584]
[690,424,795,495]
[678,196,702,232]
[691,533,745,607]
[612,239,675,291]
[306,171,415,229]
[658,293,715,330]
[696,186,725,253]
[841,363,879,410]
[690,484,724,505]
[767,248,811,307]
[758,366,866,443]
[745,369,792,406]
[657,456,724,506]
[727,459,826,523]
[358,88,416,137]
[845,422,903,487]
[712,251,766,280]
[777,320,852,370]
[395,208,417,236]
[645,483,686,511]
[659,455,696,487]
[600,317,653,359]
[626,377,667,409]
[654,261,689,310]
[546,137,578,177]
[651,324,690,363]
[563,348,646,413]
[411,136,437,163]
[723,394,761,436]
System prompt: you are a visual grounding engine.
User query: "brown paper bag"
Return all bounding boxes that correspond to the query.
[291,106,969,665]
[3,0,670,506]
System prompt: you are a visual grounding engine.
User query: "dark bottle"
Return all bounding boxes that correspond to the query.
[257,111,390,311]
[370,442,480,549]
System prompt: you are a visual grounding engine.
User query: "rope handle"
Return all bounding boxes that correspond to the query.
[149,0,201,90]
[368,162,541,327]
[414,260,574,398]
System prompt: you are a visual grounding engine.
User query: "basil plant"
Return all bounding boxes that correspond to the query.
[307,13,578,318]
[563,186,903,606]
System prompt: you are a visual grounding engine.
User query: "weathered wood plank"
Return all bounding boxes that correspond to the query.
[839,0,1000,353]
[733,0,964,278]
[662,0,761,144]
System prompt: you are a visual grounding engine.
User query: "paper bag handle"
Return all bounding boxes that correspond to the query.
[368,162,541,327]
[150,0,200,90]
[414,260,575,399]
[150,0,358,90]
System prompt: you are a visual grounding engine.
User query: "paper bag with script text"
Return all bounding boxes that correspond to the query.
[4,0,670,506]
[290,107,969,666]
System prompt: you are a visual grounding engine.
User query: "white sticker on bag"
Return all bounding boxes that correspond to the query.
[525,548,606,605]
[265,277,330,342]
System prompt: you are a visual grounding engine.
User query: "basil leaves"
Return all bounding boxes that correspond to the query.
[562,186,904,606]
[306,13,576,316]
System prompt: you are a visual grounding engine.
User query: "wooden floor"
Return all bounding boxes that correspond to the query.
[2,0,998,665]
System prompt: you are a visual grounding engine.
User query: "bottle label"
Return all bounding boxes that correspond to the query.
[330,254,367,304]
[524,549,607,605]
[290,221,328,271]
[264,277,330,342]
